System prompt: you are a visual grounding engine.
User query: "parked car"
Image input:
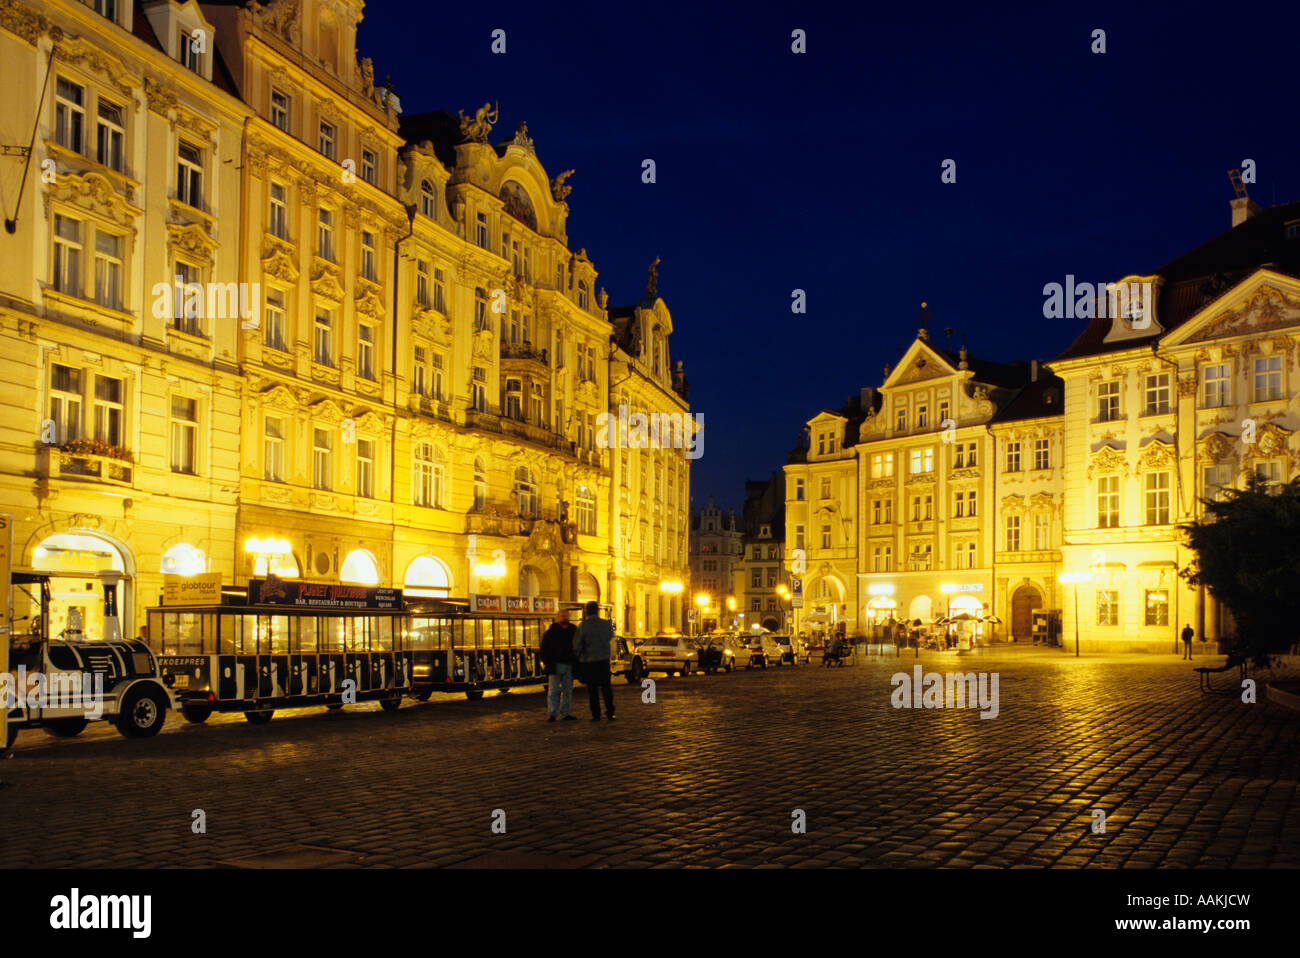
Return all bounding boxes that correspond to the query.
[697,635,752,673]
[610,636,647,684]
[747,635,784,668]
[637,634,698,676]
[773,635,804,665]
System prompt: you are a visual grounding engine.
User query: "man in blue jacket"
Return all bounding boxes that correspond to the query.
[573,601,615,721]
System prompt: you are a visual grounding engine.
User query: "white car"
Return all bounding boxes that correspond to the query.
[637,634,698,676]
[747,635,784,668]
[697,635,752,672]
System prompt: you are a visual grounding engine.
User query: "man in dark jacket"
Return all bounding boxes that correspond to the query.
[1181,623,1195,660]
[540,608,577,721]
[573,601,615,721]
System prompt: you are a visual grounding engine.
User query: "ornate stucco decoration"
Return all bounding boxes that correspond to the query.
[308,397,346,425]
[458,102,498,143]
[259,383,299,413]
[904,472,937,487]
[261,243,299,284]
[253,0,300,43]
[550,169,574,202]
[354,286,384,319]
[1136,440,1175,473]
[1200,432,1235,464]
[1000,495,1026,516]
[54,32,135,98]
[0,0,52,45]
[472,327,496,361]
[143,75,179,116]
[166,222,218,265]
[45,171,140,228]
[1087,444,1128,478]
[310,261,344,303]
[865,477,895,491]
[1187,284,1300,343]
[1176,377,1197,397]
[1254,422,1291,458]
[1029,492,1056,513]
[949,466,979,481]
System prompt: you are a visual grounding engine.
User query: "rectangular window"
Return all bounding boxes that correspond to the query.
[1202,363,1229,408]
[412,346,427,397]
[471,366,487,412]
[1033,438,1050,471]
[896,407,906,432]
[361,149,376,186]
[938,400,949,425]
[88,0,117,22]
[871,453,894,479]
[269,182,288,239]
[55,78,85,153]
[312,428,332,490]
[263,416,284,482]
[1005,441,1021,472]
[924,494,933,520]
[794,477,805,501]
[176,141,202,208]
[52,213,83,296]
[264,289,286,350]
[916,404,928,429]
[794,526,804,551]
[50,364,82,444]
[317,207,334,261]
[355,438,374,498]
[1203,463,1233,500]
[529,384,543,426]
[1005,515,1021,551]
[1097,590,1118,627]
[313,308,333,366]
[505,378,523,421]
[357,324,375,380]
[1254,459,1283,485]
[318,121,335,160]
[909,447,934,474]
[821,525,831,549]
[270,89,290,131]
[751,569,762,588]
[170,396,198,474]
[92,375,123,445]
[1144,590,1169,627]
[96,99,124,171]
[179,28,200,72]
[416,260,430,307]
[819,477,831,499]
[1144,471,1170,525]
[172,261,202,334]
[433,267,446,313]
[1097,475,1120,528]
[1098,380,1120,422]
[92,230,122,309]
[361,231,376,281]
[1034,513,1049,550]
[476,212,489,249]
[1254,356,1283,401]
[1144,373,1171,416]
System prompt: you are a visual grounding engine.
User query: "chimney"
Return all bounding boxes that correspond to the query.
[860,386,875,408]
[1031,359,1039,382]
[1228,169,1262,227]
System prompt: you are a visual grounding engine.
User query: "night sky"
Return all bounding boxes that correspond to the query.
[357,0,1300,511]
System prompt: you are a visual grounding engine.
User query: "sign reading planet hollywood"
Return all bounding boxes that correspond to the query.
[248,578,403,610]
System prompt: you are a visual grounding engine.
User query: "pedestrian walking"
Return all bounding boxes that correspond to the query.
[540,607,578,721]
[573,601,615,721]
[1181,623,1195,660]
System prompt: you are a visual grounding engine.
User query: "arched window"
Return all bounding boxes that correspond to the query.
[473,457,487,511]
[577,280,589,310]
[340,549,380,585]
[414,442,443,507]
[160,543,206,576]
[405,555,451,598]
[513,466,538,517]
[575,485,596,535]
[420,180,436,218]
[474,287,488,330]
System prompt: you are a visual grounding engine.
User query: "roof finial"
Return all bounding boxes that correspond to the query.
[917,301,930,341]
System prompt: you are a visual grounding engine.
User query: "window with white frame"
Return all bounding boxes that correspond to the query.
[1203,463,1233,500]
[432,266,445,313]
[1097,475,1119,528]
[96,99,124,172]
[176,141,203,208]
[85,0,118,23]
[871,453,894,479]
[55,78,85,153]
[170,396,199,475]
[360,231,376,281]
[938,399,950,424]
[475,212,489,248]
[917,404,928,429]
[318,120,335,160]
[1033,438,1050,471]
[92,230,122,309]
[1202,363,1229,408]
[270,89,290,131]
[1033,513,1050,550]
[360,149,376,186]
[412,346,427,397]
[355,438,374,498]
[1096,590,1119,627]
[872,498,891,524]
[514,466,538,517]
[1004,515,1021,551]
[1144,373,1171,416]
[313,307,333,366]
[263,415,285,482]
[357,324,375,380]
[268,181,288,239]
[576,485,596,535]
[1145,590,1169,626]
[172,260,202,335]
[1254,459,1284,485]
[264,289,286,350]
[420,180,436,218]
[819,477,831,499]
[312,428,332,489]
[504,378,523,421]
[955,540,976,569]
[909,446,934,474]
[317,207,334,261]
[474,288,488,330]
[1144,471,1170,525]
[1097,380,1120,421]
[178,28,201,73]
[92,375,123,445]
[1005,440,1021,472]
[896,406,906,432]
[1254,356,1283,401]
[415,260,429,307]
[471,366,486,411]
[794,525,804,550]
[821,525,831,548]
[51,213,83,296]
[577,280,589,310]
[49,364,82,443]
[530,383,544,425]
[794,477,805,501]
[473,458,487,510]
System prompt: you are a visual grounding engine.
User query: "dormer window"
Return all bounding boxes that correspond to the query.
[85,0,118,23]
[179,28,201,73]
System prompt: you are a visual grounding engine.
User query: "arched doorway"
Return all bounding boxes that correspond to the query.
[1011,584,1042,641]
[405,555,451,598]
[866,596,898,640]
[340,549,380,585]
[519,566,541,597]
[576,572,599,604]
[32,531,132,640]
[907,594,932,625]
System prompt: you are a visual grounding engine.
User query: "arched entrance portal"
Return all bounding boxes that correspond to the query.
[32,531,132,639]
[576,572,599,604]
[1011,585,1042,641]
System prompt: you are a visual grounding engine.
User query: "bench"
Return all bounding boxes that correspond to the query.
[1195,656,1248,694]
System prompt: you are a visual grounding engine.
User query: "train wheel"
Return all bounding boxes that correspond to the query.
[181,705,212,724]
[44,718,89,738]
[326,703,343,710]
[465,689,485,700]
[243,710,275,725]
[413,688,433,702]
[115,686,167,739]
[379,694,402,712]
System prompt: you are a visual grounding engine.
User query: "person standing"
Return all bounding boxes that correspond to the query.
[540,608,578,721]
[573,601,615,721]
[1181,623,1195,660]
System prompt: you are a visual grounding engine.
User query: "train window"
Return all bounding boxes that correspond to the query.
[525,620,541,648]
[262,615,290,653]
[299,616,318,653]
[371,616,392,651]
[217,615,235,654]
[174,612,205,655]
[348,616,366,652]
[47,644,80,670]
[147,611,163,651]
[511,619,525,647]
[320,617,344,653]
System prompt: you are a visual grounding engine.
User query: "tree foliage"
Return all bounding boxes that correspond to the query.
[1180,475,1300,665]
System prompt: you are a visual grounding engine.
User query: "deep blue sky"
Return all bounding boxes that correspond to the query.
[358,0,1300,512]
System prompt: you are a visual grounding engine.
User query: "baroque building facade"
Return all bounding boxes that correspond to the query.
[0,0,690,640]
[688,497,741,633]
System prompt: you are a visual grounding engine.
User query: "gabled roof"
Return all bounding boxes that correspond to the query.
[990,370,1065,424]
[1054,199,1300,362]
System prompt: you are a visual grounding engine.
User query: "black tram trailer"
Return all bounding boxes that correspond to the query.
[406,597,555,700]
[148,579,412,724]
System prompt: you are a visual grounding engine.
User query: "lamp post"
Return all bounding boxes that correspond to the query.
[694,592,709,637]
[1058,571,1092,658]
[775,583,790,633]
[725,595,736,631]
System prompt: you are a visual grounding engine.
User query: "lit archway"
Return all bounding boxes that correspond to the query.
[519,566,541,597]
[576,572,600,604]
[161,543,206,576]
[32,531,131,640]
[405,555,452,598]
[340,549,380,585]
[908,594,932,623]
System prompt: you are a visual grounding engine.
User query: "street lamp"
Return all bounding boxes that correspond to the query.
[776,584,790,633]
[244,537,292,577]
[1058,571,1093,658]
[694,592,710,636]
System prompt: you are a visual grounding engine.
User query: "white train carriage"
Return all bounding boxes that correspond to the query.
[147,578,412,725]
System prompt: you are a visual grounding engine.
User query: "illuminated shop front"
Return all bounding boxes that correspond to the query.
[31,531,132,640]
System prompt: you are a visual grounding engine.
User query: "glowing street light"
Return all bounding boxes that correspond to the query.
[244,537,293,577]
[1058,570,1093,658]
[658,579,683,594]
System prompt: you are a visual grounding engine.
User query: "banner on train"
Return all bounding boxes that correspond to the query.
[471,594,556,614]
[249,578,403,610]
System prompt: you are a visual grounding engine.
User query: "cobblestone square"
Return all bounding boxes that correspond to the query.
[3,648,1298,868]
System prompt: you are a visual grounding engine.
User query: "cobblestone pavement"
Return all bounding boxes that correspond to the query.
[2,648,1298,868]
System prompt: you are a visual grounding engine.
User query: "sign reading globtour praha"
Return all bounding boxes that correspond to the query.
[248,578,403,610]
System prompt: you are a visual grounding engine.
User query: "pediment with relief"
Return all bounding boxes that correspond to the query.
[1136,439,1175,473]
[166,221,218,264]
[258,383,299,413]
[1254,422,1292,458]
[355,286,385,319]
[311,262,345,303]
[1087,444,1128,478]
[308,397,346,424]
[45,171,141,228]
[1199,432,1235,464]
[262,243,299,284]
[1183,284,1300,344]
